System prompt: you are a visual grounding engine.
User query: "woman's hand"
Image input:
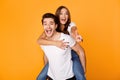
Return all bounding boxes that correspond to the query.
[71,30,83,42]
[75,33,83,42]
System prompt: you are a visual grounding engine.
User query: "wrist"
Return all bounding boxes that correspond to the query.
[52,40,57,46]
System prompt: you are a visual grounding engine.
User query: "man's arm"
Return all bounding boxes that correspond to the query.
[71,43,86,73]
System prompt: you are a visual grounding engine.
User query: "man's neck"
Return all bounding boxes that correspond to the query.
[46,31,60,41]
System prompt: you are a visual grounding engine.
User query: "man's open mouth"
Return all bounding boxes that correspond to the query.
[45,29,52,34]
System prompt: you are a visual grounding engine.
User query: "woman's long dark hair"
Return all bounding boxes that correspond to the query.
[55,6,71,34]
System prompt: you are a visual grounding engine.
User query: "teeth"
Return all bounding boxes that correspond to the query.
[48,30,51,34]
[61,19,66,21]
[46,30,52,34]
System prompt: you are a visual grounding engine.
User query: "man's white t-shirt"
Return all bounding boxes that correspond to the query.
[41,33,76,80]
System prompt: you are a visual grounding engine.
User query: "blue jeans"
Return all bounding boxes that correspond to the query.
[71,50,86,80]
[37,50,86,80]
[37,63,48,80]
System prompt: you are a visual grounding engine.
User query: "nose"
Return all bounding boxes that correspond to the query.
[47,24,51,29]
[63,14,65,17]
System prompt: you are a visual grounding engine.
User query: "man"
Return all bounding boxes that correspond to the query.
[38,13,86,80]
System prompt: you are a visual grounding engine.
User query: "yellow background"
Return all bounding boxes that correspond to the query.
[0,0,120,80]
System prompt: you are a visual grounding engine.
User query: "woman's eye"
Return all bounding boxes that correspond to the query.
[65,12,68,15]
[60,13,63,15]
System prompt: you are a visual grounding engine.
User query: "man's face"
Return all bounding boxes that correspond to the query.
[43,18,57,37]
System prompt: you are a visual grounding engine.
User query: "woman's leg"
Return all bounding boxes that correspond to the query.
[71,50,86,80]
[36,63,49,80]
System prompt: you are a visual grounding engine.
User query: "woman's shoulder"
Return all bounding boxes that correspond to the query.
[69,22,76,27]
[60,33,71,39]
[61,33,69,37]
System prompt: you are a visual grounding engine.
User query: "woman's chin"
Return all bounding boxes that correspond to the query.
[60,21,66,25]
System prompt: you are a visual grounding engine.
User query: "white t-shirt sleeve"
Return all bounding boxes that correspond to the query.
[67,22,76,34]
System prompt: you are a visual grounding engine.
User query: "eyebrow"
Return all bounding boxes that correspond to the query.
[43,21,47,23]
[50,21,54,23]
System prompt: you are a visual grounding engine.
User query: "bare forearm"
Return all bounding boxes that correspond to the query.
[37,38,56,46]
[78,48,86,73]
[37,32,56,45]
[70,27,83,42]
[70,27,77,39]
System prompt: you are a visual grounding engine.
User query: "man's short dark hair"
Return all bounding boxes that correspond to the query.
[41,13,59,24]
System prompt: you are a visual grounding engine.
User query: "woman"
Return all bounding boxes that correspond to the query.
[37,6,86,80]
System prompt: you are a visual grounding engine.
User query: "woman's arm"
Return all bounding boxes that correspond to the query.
[70,26,83,42]
[37,32,56,45]
[37,32,68,49]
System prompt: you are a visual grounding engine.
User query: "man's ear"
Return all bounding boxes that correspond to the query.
[55,24,58,29]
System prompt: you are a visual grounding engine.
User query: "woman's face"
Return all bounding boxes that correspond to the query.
[59,8,69,25]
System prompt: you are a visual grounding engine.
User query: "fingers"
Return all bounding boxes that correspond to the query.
[74,30,83,42]
[61,42,69,49]
[76,35,83,42]
[60,39,69,49]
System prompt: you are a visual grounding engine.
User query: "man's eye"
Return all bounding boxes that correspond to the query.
[50,23,54,25]
[50,22,54,25]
